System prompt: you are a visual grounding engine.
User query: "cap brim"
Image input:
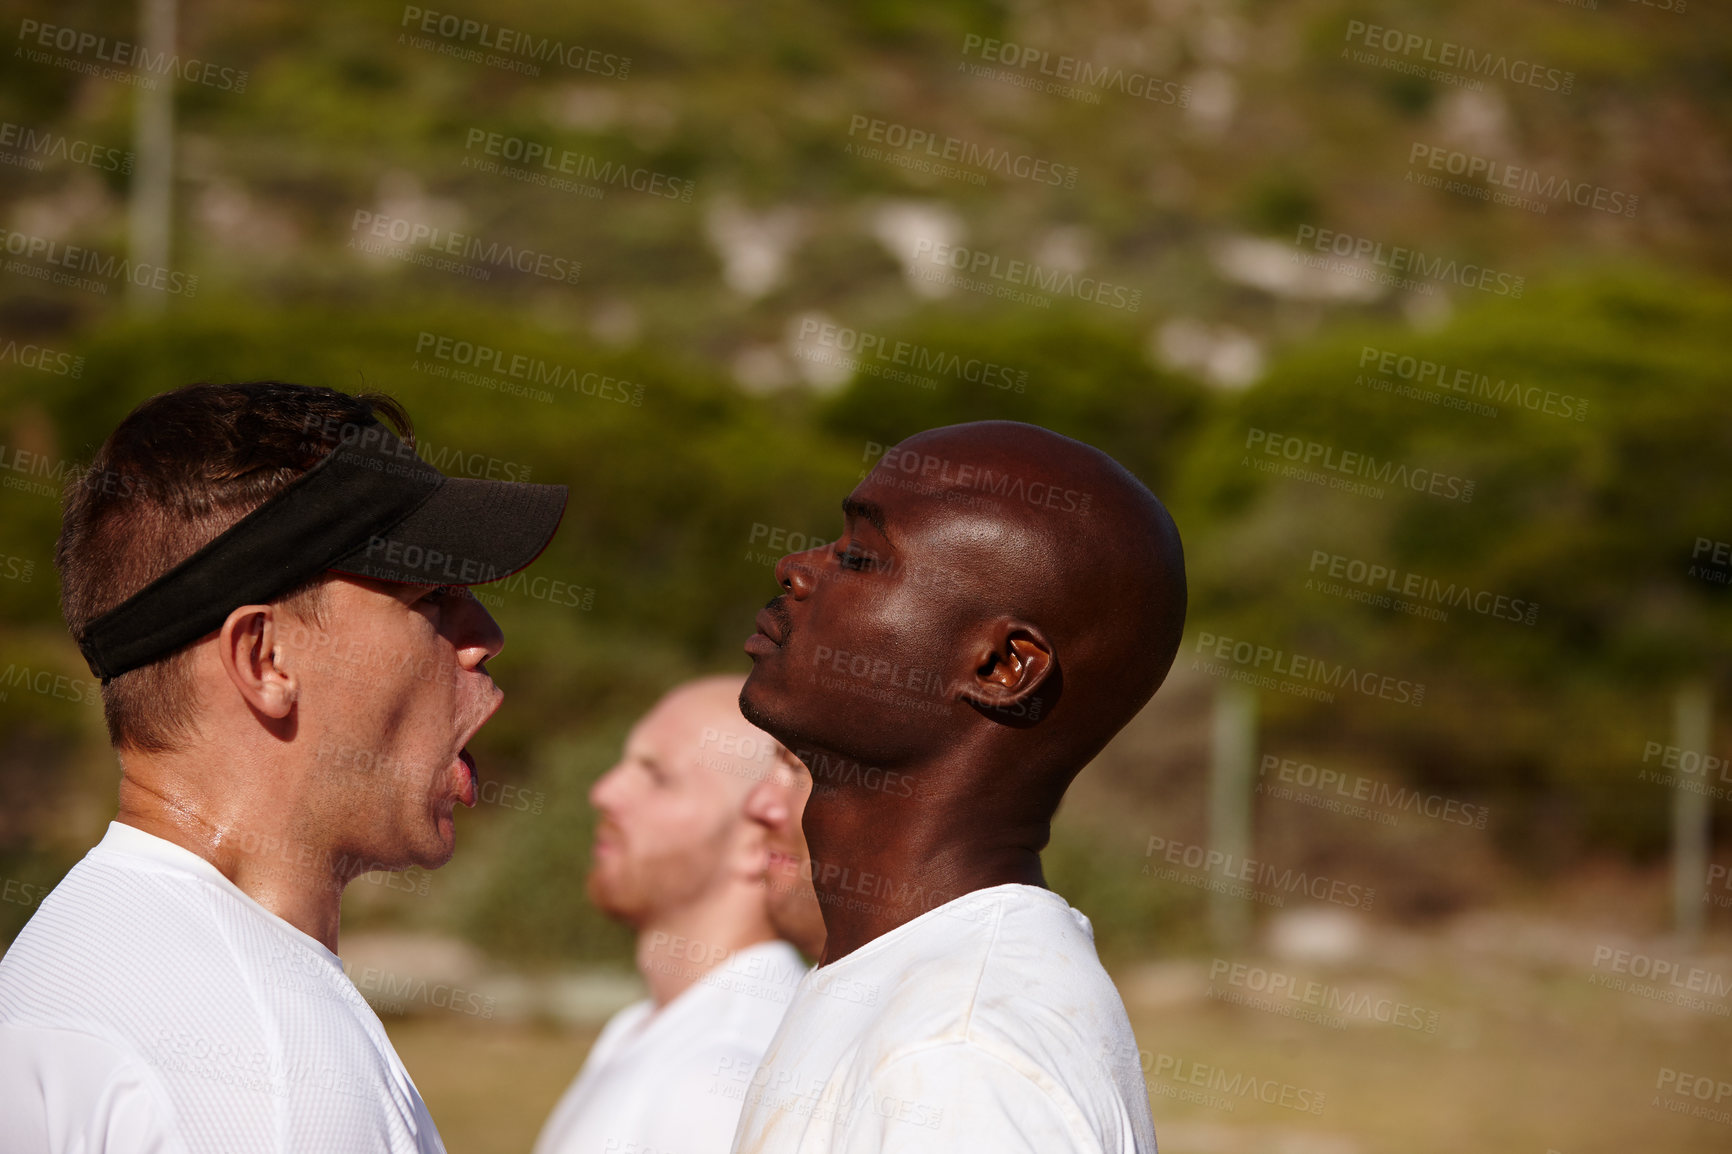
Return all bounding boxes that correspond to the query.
[327,477,569,586]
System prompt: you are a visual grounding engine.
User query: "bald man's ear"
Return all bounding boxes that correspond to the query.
[727,816,770,884]
[961,620,1055,725]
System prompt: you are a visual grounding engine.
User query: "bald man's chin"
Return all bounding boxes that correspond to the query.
[585,874,646,927]
[739,678,826,757]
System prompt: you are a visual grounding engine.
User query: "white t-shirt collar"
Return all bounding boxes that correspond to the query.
[94,820,344,968]
[814,881,1083,973]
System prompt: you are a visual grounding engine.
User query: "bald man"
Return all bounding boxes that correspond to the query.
[732,421,1184,1153]
[743,745,826,960]
[534,676,809,1154]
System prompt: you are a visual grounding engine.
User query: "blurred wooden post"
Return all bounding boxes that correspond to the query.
[128,0,176,315]
[1673,681,1711,943]
[1210,681,1257,949]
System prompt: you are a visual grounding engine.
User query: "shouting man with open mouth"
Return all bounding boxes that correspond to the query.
[0,381,567,1153]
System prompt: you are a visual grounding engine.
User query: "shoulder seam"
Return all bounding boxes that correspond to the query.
[957,890,1006,1043]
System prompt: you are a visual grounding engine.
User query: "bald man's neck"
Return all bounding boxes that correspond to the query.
[800,745,1052,964]
[634,890,778,1006]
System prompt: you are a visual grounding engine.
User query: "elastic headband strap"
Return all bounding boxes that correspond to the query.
[76,423,444,681]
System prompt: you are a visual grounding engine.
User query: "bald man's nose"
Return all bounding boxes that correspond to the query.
[773,543,825,600]
[589,761,625,811]
[743,781,789,828]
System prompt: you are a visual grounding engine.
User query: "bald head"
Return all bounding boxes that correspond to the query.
[587,674,780,928]
[887,422,1185,753]
[741,420,1185,815]
[658,674,780,807]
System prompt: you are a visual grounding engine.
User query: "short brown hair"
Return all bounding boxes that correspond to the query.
[56,382,414,752]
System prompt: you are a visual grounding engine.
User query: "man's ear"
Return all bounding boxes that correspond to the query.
[217,604,298,721]
[960,619,1055,722]
[730,817,771,885]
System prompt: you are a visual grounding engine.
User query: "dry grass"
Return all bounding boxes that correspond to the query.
[389,914,1731,1154]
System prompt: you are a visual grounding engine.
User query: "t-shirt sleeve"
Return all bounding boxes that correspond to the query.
[0,1023,191,1154]
[839,1043,1104,1154]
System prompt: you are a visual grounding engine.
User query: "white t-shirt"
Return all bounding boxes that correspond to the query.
[0,821,445,1154]
[534,939,807,1154]
[728,884,1156,1154]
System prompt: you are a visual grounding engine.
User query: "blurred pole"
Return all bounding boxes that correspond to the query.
[1209,681,1257,950]
[1672,681,1711,943]
[128,0,176,315]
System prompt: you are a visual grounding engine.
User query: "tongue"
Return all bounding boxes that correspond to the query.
[457,750,478,808]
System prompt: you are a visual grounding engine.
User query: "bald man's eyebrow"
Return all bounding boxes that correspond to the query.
[841,497,890,539]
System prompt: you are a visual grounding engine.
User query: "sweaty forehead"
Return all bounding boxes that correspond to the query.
[857,430,1100,544]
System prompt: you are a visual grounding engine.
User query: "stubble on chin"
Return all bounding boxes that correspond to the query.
[586,868,641,925]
